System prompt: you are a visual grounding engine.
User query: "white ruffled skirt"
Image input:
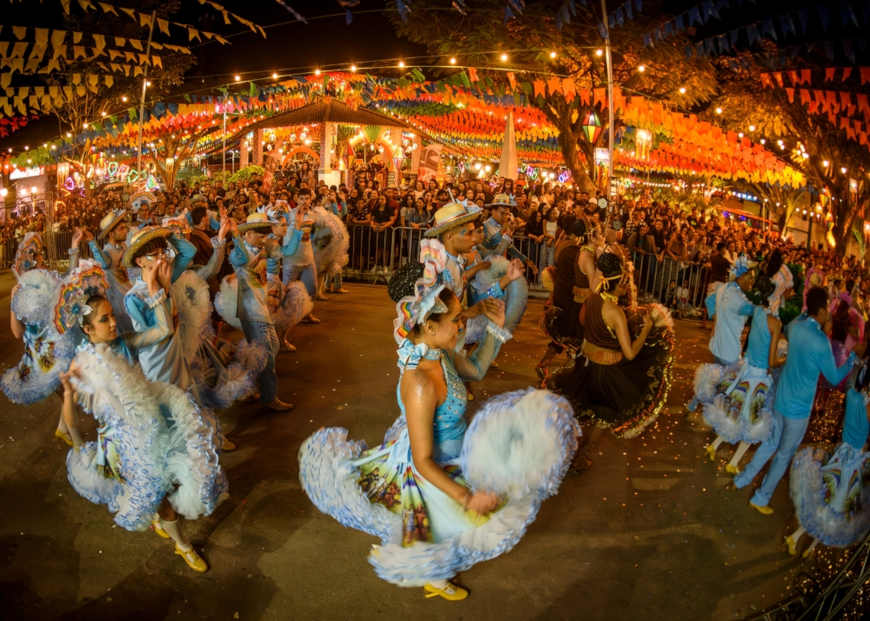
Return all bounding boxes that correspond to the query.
[298,388,579,586]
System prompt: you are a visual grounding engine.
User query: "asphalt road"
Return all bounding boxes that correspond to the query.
[0,278,807,620]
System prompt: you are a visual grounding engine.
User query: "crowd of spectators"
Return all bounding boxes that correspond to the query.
[2,160,865,312]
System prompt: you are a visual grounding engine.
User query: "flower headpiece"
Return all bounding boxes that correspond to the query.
[13,232,45,274]
[54,261,109,334]
[393,239,450,347]
[729,254,752,279]
[768,263,795,314]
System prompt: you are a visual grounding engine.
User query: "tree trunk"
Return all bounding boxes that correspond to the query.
[555,122,595,193]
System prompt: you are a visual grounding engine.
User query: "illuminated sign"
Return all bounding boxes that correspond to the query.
[10,166,44,180]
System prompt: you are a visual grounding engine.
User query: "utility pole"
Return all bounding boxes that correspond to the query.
[601,0,615,198]
[136,11,156,171]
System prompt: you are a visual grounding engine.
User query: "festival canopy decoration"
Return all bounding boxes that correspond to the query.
[2,69,805,187]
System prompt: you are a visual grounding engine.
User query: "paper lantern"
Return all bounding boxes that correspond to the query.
[582,111,602,144]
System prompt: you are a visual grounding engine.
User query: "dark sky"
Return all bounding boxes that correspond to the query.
[1,0,423,152]
[3,0,869,153]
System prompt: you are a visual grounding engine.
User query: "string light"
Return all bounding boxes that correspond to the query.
[398,60,406,68]
[314,68,321,75]
[748,124,755,132]
[449,57,457,65]
[715,107,723,114]
[121,95,128,102]
[350,64,357,72]
[234,74,241,81]
[841,167,847,174]
[549,51,557,59]
[272,72,278,79]
[499,53,508,62]
[678,87,686,94]
[637,64,646,72]
[595,48,603,57]
[822,160,829,167]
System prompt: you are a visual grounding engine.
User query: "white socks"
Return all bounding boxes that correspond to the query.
[160,519,192,551]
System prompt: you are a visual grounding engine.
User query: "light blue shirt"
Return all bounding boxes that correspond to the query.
[745,306,772,370]
[774,315,855,419]
[123,234,196,388]
[229,236,273,326]
[709,281,754,364]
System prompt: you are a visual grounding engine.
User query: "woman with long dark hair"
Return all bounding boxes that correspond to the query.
[549,251,675,438]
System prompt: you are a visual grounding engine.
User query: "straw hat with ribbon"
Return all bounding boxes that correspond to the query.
[98,209,128,240]
[238,212,274,234]
[121,225,172,267]
[486,193,514,208]
[424,201,482,238]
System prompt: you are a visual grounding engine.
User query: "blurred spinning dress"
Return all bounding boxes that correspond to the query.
[299,339,578,586]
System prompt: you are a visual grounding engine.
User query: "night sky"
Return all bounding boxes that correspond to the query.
[3,0,869,152]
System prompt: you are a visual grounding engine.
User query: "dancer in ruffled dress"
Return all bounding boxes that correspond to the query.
[59,291,225,572]
[548,251,675,438]
[228,213,294,411]
[689,255,756,413]
[702,270,787,474]
[2,234,78,442]
[299,274,578,600]
[786,362,870,558]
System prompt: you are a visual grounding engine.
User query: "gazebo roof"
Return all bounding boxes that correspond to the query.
[245,97,407,131]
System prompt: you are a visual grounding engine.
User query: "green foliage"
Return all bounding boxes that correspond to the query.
[229,165,264,184]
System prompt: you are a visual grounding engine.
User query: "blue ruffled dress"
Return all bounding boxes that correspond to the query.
[1,269,77,404]
[299,341,578,586]
[789,387,870,547]
[701,306,781,445]
[66,342,227,531]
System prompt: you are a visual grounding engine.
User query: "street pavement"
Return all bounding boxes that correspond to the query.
[0,277,806,620]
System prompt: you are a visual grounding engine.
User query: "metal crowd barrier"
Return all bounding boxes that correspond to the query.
[0,230,93,271]
[1,224,708,310]
[343,225,709,309]
[629,250,710,310]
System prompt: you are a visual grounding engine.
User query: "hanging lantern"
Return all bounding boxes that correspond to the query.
[582,111,602,143]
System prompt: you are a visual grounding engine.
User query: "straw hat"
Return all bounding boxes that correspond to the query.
[129,191,153,211]
[238,212,274,234]
[121,226,172,267]
[424,202,482,238]
[98,209,128,239]
[486,193,514,208]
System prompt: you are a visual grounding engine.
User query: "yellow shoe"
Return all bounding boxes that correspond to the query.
[725,463,740,475]
[749,501,774,516]
[55,428,73,447]
[174,545,208,573]
[802,546,816,559]
[151,519,170,539]
[785,535,798,556]
[424,582,468,601]
[704,444,716,462]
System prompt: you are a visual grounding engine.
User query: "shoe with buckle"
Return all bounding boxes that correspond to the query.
[423,581,468,601]
[174,545,208,573]
[749,501,773,516]
[704,444,716,462]
[55,428,73,447]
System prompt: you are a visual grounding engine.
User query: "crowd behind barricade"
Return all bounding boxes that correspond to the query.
[2,161,868,313]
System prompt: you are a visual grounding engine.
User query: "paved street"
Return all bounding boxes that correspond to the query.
[0,279,806,620]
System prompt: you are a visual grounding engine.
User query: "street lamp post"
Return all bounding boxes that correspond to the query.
[136,11,156,171]
[600,0,615,198]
